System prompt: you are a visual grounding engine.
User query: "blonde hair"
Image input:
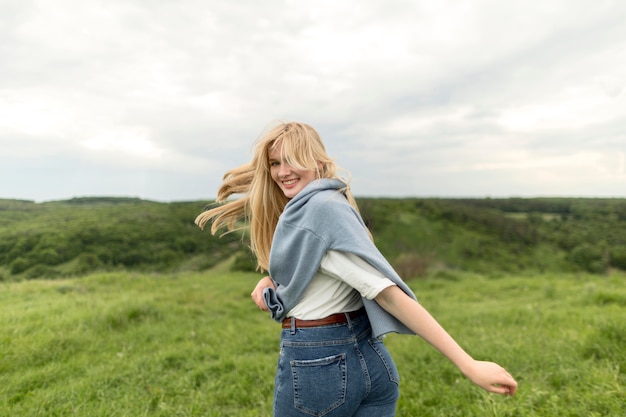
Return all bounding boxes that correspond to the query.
[195,121,361,271]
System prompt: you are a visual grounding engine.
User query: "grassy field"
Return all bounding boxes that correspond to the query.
[1,263,624,416]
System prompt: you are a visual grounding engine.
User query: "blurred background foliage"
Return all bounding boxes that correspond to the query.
[1,196,625,282]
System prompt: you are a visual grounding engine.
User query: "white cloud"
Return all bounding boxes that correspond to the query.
[82,127,163,158]
[1,0,626,201]
[0,97,72,136]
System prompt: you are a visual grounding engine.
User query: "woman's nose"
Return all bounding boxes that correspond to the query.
[279,163,292,177]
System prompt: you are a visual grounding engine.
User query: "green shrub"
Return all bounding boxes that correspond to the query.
[393,253,433,279]
[9,257,30,274]
[570,243,607,273]
[25,265,62,280]
[74,253,103,274]
[232,249,258,272]
[175,237,198,253]
[36,247,63,266]
[610,245,626,270]
[155,249,181,268]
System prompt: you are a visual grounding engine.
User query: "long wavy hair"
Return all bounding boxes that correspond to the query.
[195,121,361,272]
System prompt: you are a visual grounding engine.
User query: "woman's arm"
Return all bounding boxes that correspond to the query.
[375,285,518,395]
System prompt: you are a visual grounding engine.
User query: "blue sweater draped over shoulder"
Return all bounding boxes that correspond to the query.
[262,178,418,338]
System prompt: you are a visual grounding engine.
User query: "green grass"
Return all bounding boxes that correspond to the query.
[1,266,624,416]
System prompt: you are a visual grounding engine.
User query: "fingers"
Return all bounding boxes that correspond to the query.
[499,369,518,396]
[250,288,268,311]
[489,382,517,396]
[250,276,273,311]
[491,373,518,396]
[468,361,518,396]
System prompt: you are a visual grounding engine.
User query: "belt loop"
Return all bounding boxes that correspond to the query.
[290,317,296,335]
[345,312,354,330]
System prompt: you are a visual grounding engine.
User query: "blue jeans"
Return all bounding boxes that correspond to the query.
[273,312,400,416]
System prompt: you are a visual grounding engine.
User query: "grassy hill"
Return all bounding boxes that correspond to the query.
[1,196,626,282]
[1,197,625,415]
[1,267,624,416]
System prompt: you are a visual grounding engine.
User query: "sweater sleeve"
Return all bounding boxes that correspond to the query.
[320,250,395,299]
[264,220,330,321]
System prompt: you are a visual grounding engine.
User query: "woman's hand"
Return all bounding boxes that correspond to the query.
[251,276,275,311]
[462,360,518,396]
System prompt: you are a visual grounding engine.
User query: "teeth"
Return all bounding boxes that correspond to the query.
[283,179,297,185]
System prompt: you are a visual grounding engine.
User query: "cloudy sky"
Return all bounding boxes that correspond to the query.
[1,0,625,202]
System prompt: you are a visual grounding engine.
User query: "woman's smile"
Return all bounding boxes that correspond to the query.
[281,178,299,187]
[269,145,318,198]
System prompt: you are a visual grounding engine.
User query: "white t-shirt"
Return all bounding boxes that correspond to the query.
[286,250,396,320]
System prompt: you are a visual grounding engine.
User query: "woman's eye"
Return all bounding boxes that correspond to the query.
[270,161,279,167]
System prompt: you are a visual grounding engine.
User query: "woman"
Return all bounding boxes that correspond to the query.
[196,121,517,416]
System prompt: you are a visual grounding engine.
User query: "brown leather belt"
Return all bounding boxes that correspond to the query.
[282,308,366,329]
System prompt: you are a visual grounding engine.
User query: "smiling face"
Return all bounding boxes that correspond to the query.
[269,143,320,199]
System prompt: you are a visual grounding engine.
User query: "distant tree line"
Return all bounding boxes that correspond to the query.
[1,196,625,282]
[358,197,626,276]
[0,198,241,281]
[449,197,626,272]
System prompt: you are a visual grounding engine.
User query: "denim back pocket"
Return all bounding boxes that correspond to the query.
[290,353,347,416]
